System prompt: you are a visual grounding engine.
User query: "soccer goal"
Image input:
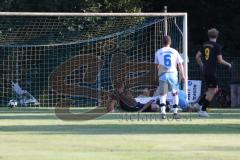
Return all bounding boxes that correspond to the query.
[0,12,188,107]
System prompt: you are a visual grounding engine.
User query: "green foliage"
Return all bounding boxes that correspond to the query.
[0,0,239,56]
[0,0,142,12]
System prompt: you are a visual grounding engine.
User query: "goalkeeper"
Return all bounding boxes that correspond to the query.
[106,82,160,113]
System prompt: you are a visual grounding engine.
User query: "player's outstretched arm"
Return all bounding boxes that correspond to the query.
[217,55,231,68]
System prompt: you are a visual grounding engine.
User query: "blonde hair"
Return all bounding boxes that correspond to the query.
[208,28,219,39]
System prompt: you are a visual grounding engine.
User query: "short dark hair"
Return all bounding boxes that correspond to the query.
[163,36,171,46]
[208,28,219,39]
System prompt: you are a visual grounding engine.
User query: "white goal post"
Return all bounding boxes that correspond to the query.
[0,12,188,107]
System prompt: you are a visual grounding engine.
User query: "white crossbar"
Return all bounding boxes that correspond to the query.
[0,12,187,17]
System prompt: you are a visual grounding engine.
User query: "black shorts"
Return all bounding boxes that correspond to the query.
[119,101,153,112]
[204,74,218,88]
[132,102,152,112]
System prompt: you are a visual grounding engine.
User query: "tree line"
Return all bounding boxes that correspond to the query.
[0,0,239,56]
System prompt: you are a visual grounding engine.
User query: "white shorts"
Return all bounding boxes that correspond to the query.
[158,72,179,94]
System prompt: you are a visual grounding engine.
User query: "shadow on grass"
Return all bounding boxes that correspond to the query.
[0,107,89,113]
[0,108,240,123]
[0,115,58,120]
[0,123,239,135]
[0,112,240,120]
[1,108,240,134]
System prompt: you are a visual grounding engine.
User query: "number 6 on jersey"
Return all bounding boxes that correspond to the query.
[164,54,172,67]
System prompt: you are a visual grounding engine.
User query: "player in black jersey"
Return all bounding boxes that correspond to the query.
[194,28,231,117]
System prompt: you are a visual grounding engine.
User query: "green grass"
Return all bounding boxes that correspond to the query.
[0,107,240,160]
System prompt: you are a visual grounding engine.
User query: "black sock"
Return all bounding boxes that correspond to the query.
[198,94,206,106]
[201,98,210,111]
[173,104,178,108]
[160,103,166,107]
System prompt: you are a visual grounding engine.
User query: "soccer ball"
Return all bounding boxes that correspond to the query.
[8,99,18,108]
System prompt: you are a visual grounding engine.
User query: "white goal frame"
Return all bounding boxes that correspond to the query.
[0,12,188,100]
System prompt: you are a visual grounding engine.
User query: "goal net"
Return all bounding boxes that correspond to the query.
[0,13,187,107]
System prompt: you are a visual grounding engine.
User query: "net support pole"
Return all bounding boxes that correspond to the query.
[183,14,188,100]
[97,56,101,107]
[16,50,19,82]
[164,6,168,36]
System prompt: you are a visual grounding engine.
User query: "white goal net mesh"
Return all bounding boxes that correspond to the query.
[0,14,186,107]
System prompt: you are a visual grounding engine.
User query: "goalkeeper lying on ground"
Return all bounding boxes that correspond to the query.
[107,82,188,112]
[106,82,160,112]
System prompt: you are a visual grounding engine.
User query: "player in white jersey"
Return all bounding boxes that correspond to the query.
[155,36,186,119]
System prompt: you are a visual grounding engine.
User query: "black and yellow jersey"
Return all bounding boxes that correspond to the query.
[199,41,222,75]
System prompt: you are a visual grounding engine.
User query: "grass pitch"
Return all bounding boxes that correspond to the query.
[0,107,240,160]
